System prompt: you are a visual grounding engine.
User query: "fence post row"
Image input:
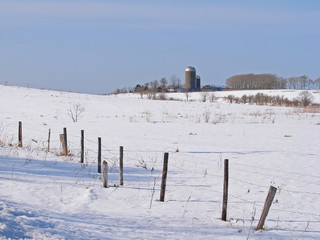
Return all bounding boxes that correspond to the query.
[18,121,22,147]
[119,146,124,186]
[221,159,229,221]
[160,152,169,202]
[98,137,101,173]
[11,122,282,227]
[81,130,84,164]
[256,186,277,230]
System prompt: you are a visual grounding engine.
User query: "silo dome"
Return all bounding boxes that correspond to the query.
[185,66,196,72]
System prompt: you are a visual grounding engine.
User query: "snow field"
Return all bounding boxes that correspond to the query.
[0,85,320,239]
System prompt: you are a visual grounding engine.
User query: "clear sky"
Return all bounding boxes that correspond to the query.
[1,0,319,94]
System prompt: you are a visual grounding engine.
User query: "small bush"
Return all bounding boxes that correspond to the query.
[203,111,211,123]
[209,93,216,102]
[226,95,235,103]
[296,91,314,107]
[157,93,167,100]
[201,92,209,102]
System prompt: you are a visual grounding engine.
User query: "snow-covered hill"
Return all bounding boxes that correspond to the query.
[1,85,320,239]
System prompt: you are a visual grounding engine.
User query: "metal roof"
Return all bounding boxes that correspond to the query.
[185,66,196,72]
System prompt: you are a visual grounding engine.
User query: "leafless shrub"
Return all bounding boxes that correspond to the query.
[209,93,216,102]
[203,111,211,123]
[185,91,190,102]
[183,195,192,217]
[0,125,5,146]
[136,158,148,170]
[146,92,157,100]
[68,103,85,122]
[157,93,167,100]
[226,93,315,108]
[248,111,263,117]
[296,91,314,107]
[241,95,248,104]
[212,114,227,124]
[129,115,137,122]
[149,176,158,209]
[0,124,10,146]
[294,105,320,113]
[201,92,209,102]
[142,112,152,122]
[246,203,256,240]
[226,95,235,103]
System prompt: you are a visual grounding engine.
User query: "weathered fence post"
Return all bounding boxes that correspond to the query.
[59,134,66,155]
[98,137,101,173]
[81,130,84,164]
[47,129,51,152]
[221,159,229,221]
[18,121,22,147]
[256,186,277,230]
[103,160,108,188]
[160,152,169,202]
[63,127,68,155]
[119,146,124,186]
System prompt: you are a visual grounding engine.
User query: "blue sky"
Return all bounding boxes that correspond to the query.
[1,0,319,93]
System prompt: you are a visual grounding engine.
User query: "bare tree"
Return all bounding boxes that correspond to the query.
[276,77,288,89]
[144,82,149,90]
[160,77,168,90]
[120,87,128,93]
[170,74,178,88]
[177,78,182,88]
[315,77,320,89]
[297,75,308,89]
[68,103,85,122]
[150,80,159,90]
[288,77,298,89]
[308,79,315,89]
[135,85,145,99]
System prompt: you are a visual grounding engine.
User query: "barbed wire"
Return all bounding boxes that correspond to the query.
[271,208,320,218]
[2,123,320,201]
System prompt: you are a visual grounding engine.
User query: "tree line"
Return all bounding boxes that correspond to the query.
[226,74,320,90]
[113,74,183,94]
[114,73,320,94]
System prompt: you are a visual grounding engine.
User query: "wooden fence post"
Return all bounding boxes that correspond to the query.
[98,137,101,173]
[63,127,68,155]
[81,130,84,164]
[103,160,108,188]
[119,146,124,186]
[18,121,22,147]
[160,152,169,202]
[59,134,66,155]
[47,129,51,152]
[256,186,277,230]
[221,159,229,221]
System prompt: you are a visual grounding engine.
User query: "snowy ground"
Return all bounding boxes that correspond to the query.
[0,85,320,239]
